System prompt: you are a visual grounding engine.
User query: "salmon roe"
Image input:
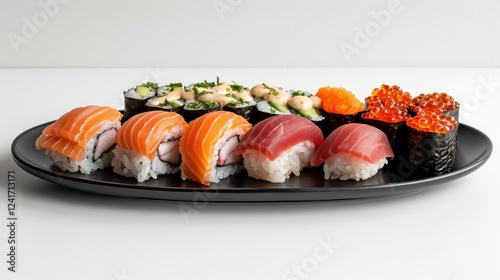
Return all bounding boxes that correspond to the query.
[411,92,458,113]
[362,99,410,123]
[406,111,458,134]
[316,86,364,115]
[370,84,412,108]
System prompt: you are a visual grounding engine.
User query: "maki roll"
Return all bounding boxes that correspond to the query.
[123,82,158,121]
[235,115,324,183]
[180,111,252,185]
[311,123,394,181]
[35,106,123,174]
[222,81,257,122]
[410,92,460,121]
[146,82,190,114]
[315,86,365,137]
[111,111,188,182]
[286,90,324,127]
[406,111,458,174]
[182,100,220,123]
[250,83,292,123]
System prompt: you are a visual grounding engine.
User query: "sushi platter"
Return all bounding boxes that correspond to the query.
[11,80,493,202]
[11,121,492,202]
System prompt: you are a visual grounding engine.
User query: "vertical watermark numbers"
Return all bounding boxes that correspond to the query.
[7,0,71,53]
[6,171,17,272]
[213,0,244,21]
[281,236,338,280]
[339,0,403,63]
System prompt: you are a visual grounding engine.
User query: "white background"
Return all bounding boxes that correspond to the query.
[0,68,499,280]
[1,0,500,68]
[1,0,500,280]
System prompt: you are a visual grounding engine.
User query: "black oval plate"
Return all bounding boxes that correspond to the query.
[11,122,492,203]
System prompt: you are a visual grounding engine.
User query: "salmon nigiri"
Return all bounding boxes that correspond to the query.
[180,111,252,186]
[111,111,188,182]
[311,123,394,181]
[35,105,122,174]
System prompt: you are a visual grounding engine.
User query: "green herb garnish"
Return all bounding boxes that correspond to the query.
[158,100,181,108]
[230,81,246,93]
[262,83,279,96]
[195,80,216,88]
[290,90,310,97]
[187,101,218,110]
[137,82,159,90]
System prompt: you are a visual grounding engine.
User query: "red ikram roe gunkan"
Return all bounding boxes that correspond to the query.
[406,110,459,174]
[315,86,365,137]
[410,92,460,121]
[361,84,412,154]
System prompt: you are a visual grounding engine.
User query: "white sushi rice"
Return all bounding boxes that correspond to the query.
[323,153,388,181]
[47,121,121,174]
[241,141,315,183]
[256,100,291,115]
[111,128,183,182]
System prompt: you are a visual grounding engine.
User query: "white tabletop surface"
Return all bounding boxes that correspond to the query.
[0,68,498,280]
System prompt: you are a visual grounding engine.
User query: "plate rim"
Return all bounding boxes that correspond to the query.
[11,121,493,202]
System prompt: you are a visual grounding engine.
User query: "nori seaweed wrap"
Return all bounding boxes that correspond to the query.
[406,111,459,174]
[315,86,365,137]
[361,95,411,155]
[123,82,158,121]
[182,101,220,122]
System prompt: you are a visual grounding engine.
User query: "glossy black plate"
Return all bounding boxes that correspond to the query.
[12,122,492,203]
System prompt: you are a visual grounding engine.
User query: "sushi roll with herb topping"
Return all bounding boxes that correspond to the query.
[406,111,458,174]
[315,86,365,137]
[123,82,158,121]
[146,82,190,114]
[251,83,292,123]
[286,90,324,127]
[222,81,257,122]
[182,100,220,122]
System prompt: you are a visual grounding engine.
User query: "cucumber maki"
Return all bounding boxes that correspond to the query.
[123,82,158,121]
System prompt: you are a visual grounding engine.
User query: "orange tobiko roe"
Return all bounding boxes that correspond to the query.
[316,86,364,115]
[406,111,458,134]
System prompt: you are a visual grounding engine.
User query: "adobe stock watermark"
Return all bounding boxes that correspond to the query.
[7,0,71,53]
[110,268,134,280]
[460,73,499,120]
[282,236,339,280]
[178,189,219,224]
[213,0,244,21]
[339,0,403,63]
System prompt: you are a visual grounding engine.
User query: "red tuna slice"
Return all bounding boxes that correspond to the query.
[235,115,324,161]
[311,123,394,166]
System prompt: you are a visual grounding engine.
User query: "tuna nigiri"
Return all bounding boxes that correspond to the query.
[35,105,122,174]
[235,115,324,183]
[111,111,188,182]
[311,123,394,181]
[180,111,252,186]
